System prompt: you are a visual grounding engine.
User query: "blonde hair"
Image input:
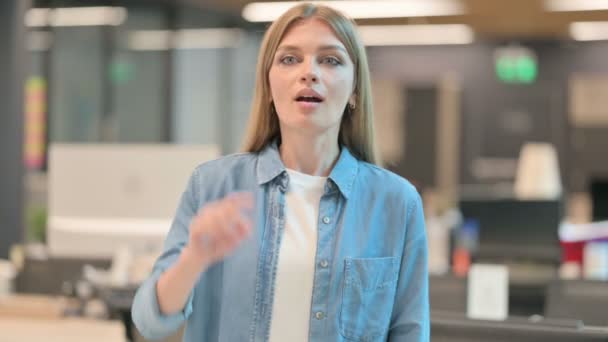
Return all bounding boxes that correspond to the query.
[241,3,380,165]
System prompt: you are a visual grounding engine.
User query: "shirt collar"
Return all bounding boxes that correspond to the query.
[255,141,286,186]
[255,140,359,199]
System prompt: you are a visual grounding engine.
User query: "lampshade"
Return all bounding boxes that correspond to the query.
[514,142,562,199]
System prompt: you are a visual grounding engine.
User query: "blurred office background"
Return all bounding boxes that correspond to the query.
[2,0,608,341]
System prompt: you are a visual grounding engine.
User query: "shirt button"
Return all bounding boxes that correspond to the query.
[319,260,329,268]
[315,311,325,320]
[322,216,331,224]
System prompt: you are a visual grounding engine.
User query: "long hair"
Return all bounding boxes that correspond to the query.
[241,3,380,165]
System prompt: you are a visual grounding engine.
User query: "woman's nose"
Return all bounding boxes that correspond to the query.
[300,60,319,83]
[300,73,318,83]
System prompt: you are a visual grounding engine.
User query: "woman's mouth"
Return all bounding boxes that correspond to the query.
[295,96,323,103]
[295,96,323,111]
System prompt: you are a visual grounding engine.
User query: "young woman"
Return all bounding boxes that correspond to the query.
[132,3,429,341]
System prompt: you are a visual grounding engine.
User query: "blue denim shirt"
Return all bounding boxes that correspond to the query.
[132,142,429,342]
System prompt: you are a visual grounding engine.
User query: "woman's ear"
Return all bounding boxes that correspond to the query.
[348,94,356,107]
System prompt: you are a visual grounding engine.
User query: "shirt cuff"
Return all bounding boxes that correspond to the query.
[132,270,194,339]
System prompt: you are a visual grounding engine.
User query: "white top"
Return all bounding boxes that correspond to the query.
[268,169,327,342]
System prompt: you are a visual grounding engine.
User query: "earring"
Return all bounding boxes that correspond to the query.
[270,101,277,115]
[345,103,355,117]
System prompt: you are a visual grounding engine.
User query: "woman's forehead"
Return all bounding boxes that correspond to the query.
[278,18,345,49]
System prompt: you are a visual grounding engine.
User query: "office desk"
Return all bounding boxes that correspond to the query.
[432,311,608,342]
[0,317,125,342]
[430,271,555,316]
[0,294,125,341]
[545,279,608,326]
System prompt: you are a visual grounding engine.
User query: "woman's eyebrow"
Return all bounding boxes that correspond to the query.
[318,44,347,53]
[276,45,300,53]
[276,44,347,54]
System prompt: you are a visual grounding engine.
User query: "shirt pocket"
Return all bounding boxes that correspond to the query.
[339,257,399,341]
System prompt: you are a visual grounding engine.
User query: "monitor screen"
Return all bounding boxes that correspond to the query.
[47,143,220,258]
[590,179,608,222]
[459,198,562,263]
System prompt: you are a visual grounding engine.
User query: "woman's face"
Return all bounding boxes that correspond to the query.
[269,18,355,137]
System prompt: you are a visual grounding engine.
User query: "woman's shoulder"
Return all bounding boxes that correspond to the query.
[356,161,419,201]
[183,152,260,201]
[195,151,256,171]
[190,151,258,182]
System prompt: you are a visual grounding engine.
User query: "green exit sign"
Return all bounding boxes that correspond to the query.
[494,46,537,84]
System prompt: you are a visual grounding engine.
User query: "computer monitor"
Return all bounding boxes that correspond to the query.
[459,198,563,263]
[47,143,220,259]
[590,178,608,222]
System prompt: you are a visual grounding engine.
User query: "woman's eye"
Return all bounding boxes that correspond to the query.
[321,56,341,65]
[280,56,298,65]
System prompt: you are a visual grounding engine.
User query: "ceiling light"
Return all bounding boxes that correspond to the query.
[570,21,608,41]
[358,24,474,46]
[25,6,127,27]
[127,29,244,51]
[242,0,465,22]
[545,0,608,12]
[127,30,171,51]
[25,8,51,27]
[175,29,243,49]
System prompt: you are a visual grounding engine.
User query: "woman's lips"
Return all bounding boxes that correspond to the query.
[296,100,322,112]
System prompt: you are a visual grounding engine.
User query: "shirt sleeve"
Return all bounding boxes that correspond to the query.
[388,190,431,342]
[131,168,199,340]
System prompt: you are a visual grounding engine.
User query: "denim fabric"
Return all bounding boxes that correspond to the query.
[132,142,429,342]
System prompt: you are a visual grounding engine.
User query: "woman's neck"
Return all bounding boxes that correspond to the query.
[279,133,340,177]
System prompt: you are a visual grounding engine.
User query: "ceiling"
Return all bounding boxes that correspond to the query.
[177,0,608,40]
